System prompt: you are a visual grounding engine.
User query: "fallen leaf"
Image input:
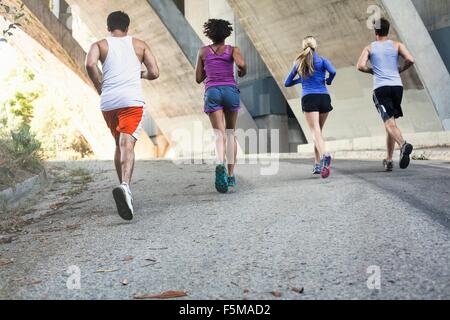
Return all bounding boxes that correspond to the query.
[292,287,304,294]
[122,255,134,262]
[31,280,42,285]
[133,291,188,300]
[12,277,24,282]
[271,291,282,298]
[0,236,13,244]
[39,227,62,233]
[122,279,129,286]
[141,264,156,268]
[95,269,119,273]
[0,258,14,267]
[50,202,65,210]
[65,224,81,231]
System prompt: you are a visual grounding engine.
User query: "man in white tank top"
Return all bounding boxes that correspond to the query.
[357,18,415,172]
[86,11,159,221]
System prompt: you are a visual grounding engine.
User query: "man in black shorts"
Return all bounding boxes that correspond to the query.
[357,18,415,171]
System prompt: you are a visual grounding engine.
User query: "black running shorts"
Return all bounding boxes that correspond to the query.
[301,94,333,114]
[373,86,404,122]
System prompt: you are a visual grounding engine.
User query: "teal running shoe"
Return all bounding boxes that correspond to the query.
[228,176,237,192]
[215,164,228,194]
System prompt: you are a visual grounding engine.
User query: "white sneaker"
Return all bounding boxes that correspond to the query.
[112,183,134,221]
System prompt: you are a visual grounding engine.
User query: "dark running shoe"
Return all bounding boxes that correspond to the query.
[399,142,414,169]
[383,159,394,172]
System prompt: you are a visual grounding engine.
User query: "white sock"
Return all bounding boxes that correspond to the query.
[121,182,131,194]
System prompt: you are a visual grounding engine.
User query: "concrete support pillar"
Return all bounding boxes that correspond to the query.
[383,0,450,130]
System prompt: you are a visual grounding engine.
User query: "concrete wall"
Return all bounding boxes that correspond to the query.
[227,0,444,143]
[383,0,450,130]
[146,0,259,154]
[412,0,450,73]
[13,0,89,85]
[411,0,450,31]
[184,0,297,152]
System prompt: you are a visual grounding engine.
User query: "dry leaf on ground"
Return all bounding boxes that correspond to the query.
[271,291,282,298]
[133,291,188,300]
[292,287,304,294]
[0,236,14,244]
[122,255,134,262]
[0,258,14,267]
[95,269,119,273]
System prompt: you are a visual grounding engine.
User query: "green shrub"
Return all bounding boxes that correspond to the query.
[0,124,43,185]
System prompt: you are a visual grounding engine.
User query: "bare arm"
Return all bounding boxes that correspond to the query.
[141,42,160,80]
[233,47,247,78]
[398,42,415,73]
[195,48,206,84]
[357,45,373,74]
[86,42,103,95]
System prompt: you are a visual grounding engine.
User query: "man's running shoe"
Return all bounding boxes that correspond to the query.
[215,164,228,194]
[383,159,394,172]
[399,142,414,169]
[113,183,134,221]
[321,155,332,179]
[313,164,321,175]
[228,176,237,193]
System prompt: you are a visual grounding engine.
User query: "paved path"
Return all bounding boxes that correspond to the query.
[1,159,449,299]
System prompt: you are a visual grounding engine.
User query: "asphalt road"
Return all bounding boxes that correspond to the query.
[1,159,449,299]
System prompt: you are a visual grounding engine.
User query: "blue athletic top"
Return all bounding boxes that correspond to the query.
[284,52,336,97]
[370,40,403,90]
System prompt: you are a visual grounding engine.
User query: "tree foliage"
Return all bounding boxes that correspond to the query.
[0,0,25,42]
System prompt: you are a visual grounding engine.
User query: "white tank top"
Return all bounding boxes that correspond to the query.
[100,36,145,111]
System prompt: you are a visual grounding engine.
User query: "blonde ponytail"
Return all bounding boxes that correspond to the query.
[295,36,317,78]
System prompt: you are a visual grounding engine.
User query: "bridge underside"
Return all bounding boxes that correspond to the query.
[227,0,445,143]
[5,0,448,158]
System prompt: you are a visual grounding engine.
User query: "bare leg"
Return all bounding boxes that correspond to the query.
[225,111,239,177]
[386,128,396,161]
[114,138,122,183]
[313,113,329,164]
[384,118,405,147]
[305,112,326,158]
[208,110,226,165]
[119,133,137,185]
[314,145,320,165]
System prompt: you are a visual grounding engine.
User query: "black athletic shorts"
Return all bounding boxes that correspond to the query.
[301,94,333,113]
[373,86,404,122]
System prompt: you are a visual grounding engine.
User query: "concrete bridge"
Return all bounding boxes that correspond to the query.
[3,0,449,158]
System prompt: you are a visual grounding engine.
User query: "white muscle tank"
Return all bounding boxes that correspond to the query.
[100,36,145,111]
